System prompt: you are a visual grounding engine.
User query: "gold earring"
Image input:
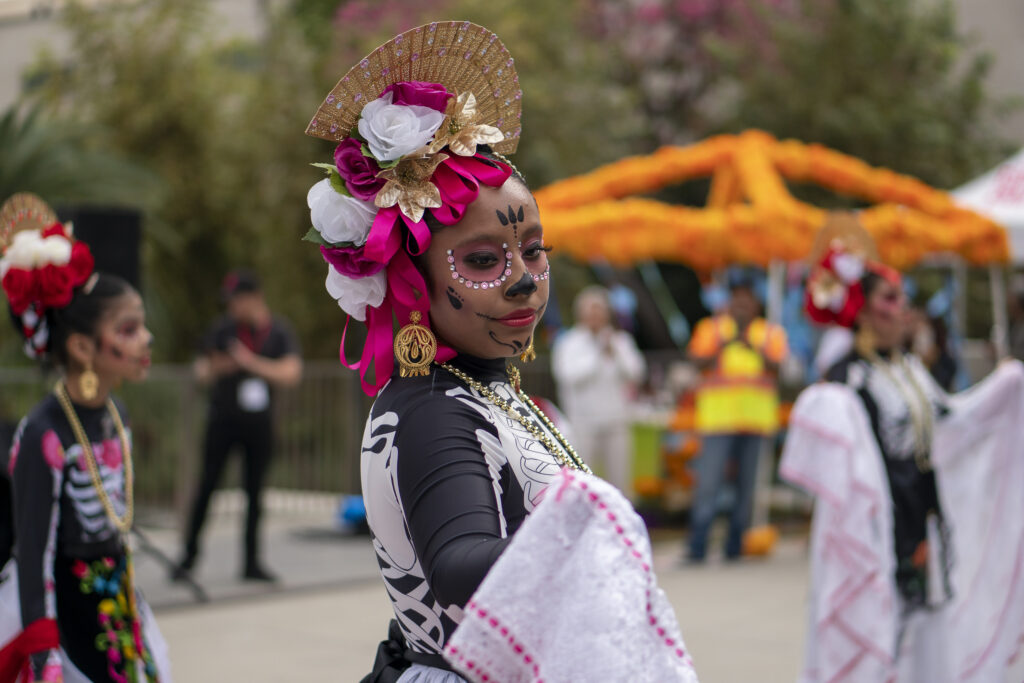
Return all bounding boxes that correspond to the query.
[519,338,536,363]
[79,364,99,401]
[854,326,876,357]
[394,311,437,377]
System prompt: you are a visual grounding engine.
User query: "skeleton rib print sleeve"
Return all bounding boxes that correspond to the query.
[10,415,64,679]
[394,396,510,609]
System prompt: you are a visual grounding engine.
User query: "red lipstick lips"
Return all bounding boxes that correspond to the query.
[497,309,536,327]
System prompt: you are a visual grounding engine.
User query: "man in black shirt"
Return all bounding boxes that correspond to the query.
[174,270,302,582]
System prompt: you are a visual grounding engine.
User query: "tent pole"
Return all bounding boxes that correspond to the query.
[752,261,786,529]
[990,264,1009,359]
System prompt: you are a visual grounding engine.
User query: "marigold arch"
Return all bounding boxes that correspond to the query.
[533,130,1008,271]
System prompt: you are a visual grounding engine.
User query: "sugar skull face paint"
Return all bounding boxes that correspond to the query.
[423,177,550,360]
[446,239,550,290]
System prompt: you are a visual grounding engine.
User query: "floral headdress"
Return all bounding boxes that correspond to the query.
[305,21,523,396]
[805,212,901,328]
[0,193,96,359]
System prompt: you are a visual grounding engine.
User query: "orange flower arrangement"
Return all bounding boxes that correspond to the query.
[535,130,1008,271]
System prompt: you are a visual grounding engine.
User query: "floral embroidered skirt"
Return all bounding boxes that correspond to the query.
[0,557,172,682]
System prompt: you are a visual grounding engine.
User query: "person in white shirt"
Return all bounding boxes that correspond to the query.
[552,286,646,496]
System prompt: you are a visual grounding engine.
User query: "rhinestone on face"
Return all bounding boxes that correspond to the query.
[504,268,512,276]
[473,283,479,289]
[451,272,458,279]
[459,277,465,283]
[481,283,489,289]
[465,280,472,288]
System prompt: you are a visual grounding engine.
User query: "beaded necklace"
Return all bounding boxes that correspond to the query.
[864,351,935,472]
[437,362,591,473]
[54,381,134,533]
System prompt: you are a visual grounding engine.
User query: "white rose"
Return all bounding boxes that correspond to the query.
[0,231,72,276]
[308,179,377,245]
[357,93,446,162]
[832,252,864,284]
[325,264,386,322]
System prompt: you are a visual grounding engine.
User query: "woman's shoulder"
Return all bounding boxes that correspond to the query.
[371,369,497,427]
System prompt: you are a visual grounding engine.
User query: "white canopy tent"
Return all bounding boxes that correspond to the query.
[954,148,1024,263]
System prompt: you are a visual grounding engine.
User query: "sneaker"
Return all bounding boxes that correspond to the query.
[169,560,194,583]
[242,564,279,583]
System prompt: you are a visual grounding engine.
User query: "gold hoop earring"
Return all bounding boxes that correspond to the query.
[394,311,437,378]
[519,338,536,363]
[79,365,99,401]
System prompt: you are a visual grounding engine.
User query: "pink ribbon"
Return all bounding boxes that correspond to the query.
[340,153,512,396]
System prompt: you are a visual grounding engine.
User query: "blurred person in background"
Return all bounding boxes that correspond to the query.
[685,269,788,562]
[783,214,1024,682]
[0,194,171,681]
[552,286,646,496]
[173,270,301,583]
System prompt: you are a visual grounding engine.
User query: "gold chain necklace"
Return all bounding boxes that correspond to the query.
[865,351,935,472]
[438,362,591,473]
[54,381,134,534]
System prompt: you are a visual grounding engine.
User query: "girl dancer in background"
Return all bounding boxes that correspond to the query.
[782,213,1024,682]
[0,194,171,682]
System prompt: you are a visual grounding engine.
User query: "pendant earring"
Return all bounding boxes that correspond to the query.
[519,338,536,363]
[394,311,437,378]
[854,326,876,358]
[79,365,99,401]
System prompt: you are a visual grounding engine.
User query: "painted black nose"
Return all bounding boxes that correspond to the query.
[505,272,537,297]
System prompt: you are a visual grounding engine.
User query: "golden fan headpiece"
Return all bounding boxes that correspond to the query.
[306,20,521,154]
[1,192,59,252]
[303,21,524,397]
[808,211,879,266]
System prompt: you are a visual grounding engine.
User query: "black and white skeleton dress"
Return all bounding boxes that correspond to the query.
[781,353,1024,682]
[359,355,565,680]
[0,394,171,683]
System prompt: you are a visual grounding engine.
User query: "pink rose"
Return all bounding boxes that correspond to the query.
[320,245,386,279]
[72,560,89,578]
[380,81,451,113]
[334,139,386,201]
[41,430,64,469]
[97,438,122,470]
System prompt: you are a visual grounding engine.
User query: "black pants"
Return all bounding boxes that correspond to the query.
[183,413,273,568]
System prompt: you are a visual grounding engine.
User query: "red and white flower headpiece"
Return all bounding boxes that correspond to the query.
[304,21,524,395]
[0,193,95,359]
[805,212,900,328]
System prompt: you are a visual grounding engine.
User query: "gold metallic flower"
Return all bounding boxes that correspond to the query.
[428,92,505,157]
[375,153,449,222]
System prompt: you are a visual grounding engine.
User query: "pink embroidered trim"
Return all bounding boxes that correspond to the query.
[446,601,543,683]
[565,471,693,664]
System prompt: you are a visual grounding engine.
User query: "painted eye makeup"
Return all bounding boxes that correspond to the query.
[521,238,551,281]
[447,243,514,290]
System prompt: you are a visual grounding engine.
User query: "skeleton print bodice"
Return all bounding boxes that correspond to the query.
[826,350,952,609]
[360,355,567,655]
[9,394,129,636]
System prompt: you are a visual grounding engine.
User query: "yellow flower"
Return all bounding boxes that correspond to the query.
[427,92,504,157]
[374,153,449,223]
[99,599,116,615]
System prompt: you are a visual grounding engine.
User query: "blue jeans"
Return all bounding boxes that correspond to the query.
[688,433,763,560]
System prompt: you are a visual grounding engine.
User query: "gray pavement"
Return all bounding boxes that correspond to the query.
[138,500,809,682]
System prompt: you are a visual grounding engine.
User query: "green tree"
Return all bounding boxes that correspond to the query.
[707,0,1015,190]
[28,0,334,359]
